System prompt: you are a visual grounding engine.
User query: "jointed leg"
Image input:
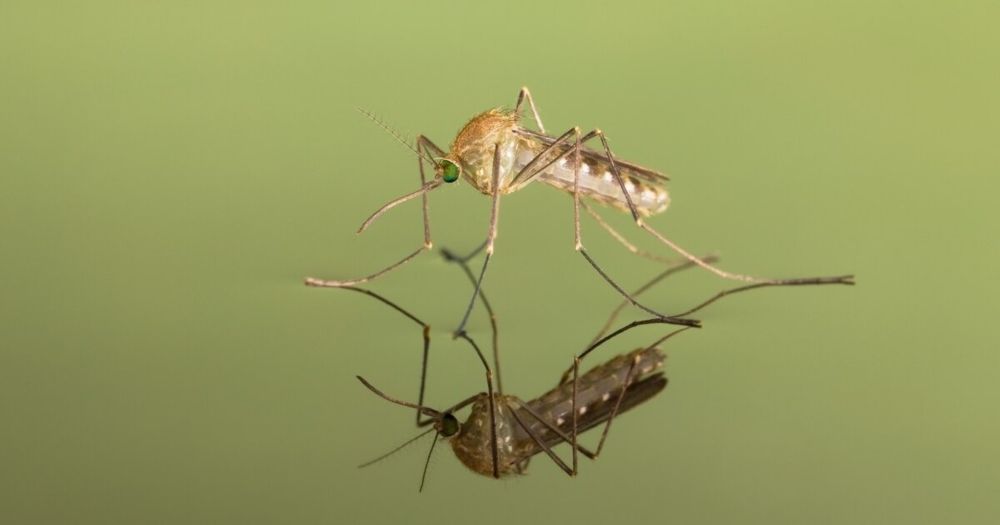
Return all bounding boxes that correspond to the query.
[568,351,638,469]
[305,135,445,288]
[507,403,577,476]
[565,128,701,327]
[514,86,546,133]
[589,130,854,287]
[442,239,488,264]
[441,246,503,394]
[588,254,720,345]
[668,275,854,318]
[505,321,688,476]
[505,125,700,327]
[581,200,680,264]
[562,325,691,474]
[454,143,503,337]
[339,286,435,426]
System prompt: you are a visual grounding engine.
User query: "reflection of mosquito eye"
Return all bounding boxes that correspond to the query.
[440,413,459,436]
[441,161,460,183]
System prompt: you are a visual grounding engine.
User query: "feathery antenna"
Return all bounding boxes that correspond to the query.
[357,108,439,166]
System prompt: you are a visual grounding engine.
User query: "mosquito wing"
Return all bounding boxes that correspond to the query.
[515,128,670,184]
[513,128,671,216]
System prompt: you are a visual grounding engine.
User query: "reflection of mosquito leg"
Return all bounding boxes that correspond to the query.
[509,322,686,476]
[507,402,576,476]
[454,331,500,479]
[514,86,546,133]
[581,200,679,264]
[569,353,638,471]
[454,144,503,337]
[511,398,598,477]
[588,255,719,345]
[441,246,503,394]
[589,131,855,287]
[668,276,854,318]
[339,286,436,426]
[305,135,446,288]
[567,325,691,473]
[586,327,687,452]
[442,240,487,264]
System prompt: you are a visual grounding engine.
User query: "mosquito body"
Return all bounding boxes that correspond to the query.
[446,108,669,215]
[306,87,853,333]
[356,315,679,487]
[446,346,666,477]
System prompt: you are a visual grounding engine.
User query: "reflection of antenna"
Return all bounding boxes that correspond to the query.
[357,427,435,469]
[357,108,438,165]
[420,431,439,493]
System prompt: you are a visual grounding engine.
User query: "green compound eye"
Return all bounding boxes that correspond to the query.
[441,160,460,183]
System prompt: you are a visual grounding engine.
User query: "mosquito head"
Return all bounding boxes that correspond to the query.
[436,158,462,184]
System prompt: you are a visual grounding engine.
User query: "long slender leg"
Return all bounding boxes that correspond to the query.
[581,200,680,264]
[441,247,503,394]
[509,127,580,188]
[507,403,576,476]
[507,126,697,326]
[454,143,503,337]
[588,254,850,346]
[571,356,579,473]
[305,136,446,287]
[514,86,546,133]
[339,287,435,426]
[443,239,488,264]
[587,255,720,346]
[569,352,639,466]
[512,399,599,457]
[567,129,701,327]
[504,353,657,476]
[668,275,854,319]
[503,397,636,476]
[591,130,854,287]
[589,327,690,451]
[356,375,442,422]
[555,324,692,474]
[498,320,689,476]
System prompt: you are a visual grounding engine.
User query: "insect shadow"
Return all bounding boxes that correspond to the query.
[306,87,854,334]
[345,248,839,491]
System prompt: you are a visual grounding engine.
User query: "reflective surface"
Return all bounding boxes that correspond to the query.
[2,1,998,523]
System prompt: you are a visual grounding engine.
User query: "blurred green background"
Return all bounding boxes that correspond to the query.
[2,1,998,523]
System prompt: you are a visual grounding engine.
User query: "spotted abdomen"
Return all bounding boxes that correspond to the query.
[517,147,671,216]
[519,347,667,452]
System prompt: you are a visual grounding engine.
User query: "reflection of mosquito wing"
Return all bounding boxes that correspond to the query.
[516,348,668,455]
[514,374,667,459]
[516,128,670,184]
[567,373,667,439]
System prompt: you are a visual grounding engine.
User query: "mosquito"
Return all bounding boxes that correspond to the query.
[348,279,680,492]
[305,87,854,334]
[346,247,843,491]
